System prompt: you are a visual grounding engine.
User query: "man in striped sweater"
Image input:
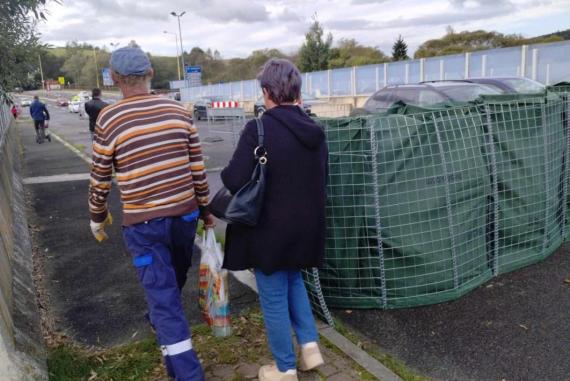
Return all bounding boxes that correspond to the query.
[88,47,212,381]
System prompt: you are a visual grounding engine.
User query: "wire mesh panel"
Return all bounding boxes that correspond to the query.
[304,93,568,315]
[479,94,566,273]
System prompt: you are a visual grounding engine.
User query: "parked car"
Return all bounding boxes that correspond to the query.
[422,77,545,94]
[77,91,91,101]
[56,98,69,107]
[359,82,502,114]
[192,96,224,120]
[254,92,324,117]
[68,100,81,113]
[20,99,31,107]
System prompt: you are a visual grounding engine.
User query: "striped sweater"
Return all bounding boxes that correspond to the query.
[88,95,210,226]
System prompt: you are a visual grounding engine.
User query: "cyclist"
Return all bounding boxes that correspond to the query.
[30,95,51,143]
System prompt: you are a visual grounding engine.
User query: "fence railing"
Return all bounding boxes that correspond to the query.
[175,40,570,102]
[0,92,13,149]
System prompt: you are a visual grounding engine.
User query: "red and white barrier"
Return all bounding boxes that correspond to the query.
[211,101,239,108]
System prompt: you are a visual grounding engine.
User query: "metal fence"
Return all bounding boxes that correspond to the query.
[0,92,14,149]
[175,40,570,102]
[302,92,568,314]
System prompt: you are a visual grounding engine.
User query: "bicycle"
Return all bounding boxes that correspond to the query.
[35,120,51,144]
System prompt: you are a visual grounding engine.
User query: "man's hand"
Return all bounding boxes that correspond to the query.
[200,212,216,229]
[90,212,113,242]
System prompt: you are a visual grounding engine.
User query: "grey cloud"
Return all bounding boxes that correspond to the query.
[351,0,388,3]
[274,9,302,22]
[188,0,269,23]
[326,19,376,31]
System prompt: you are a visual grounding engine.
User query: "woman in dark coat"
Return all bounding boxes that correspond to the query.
[221,59,328,381]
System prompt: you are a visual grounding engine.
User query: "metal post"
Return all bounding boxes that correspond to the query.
[439,60,444,80]
[464,52,471,79]
[38,54,45,93]
[93,47,100,88]
[482,55,487,78]
[531,49,538,81]
[352,66,357,96]
[327,69,332,97]
[375,65,380,91]
[171,12,187,86]
[420,58,425,82]
[520,45,528,78]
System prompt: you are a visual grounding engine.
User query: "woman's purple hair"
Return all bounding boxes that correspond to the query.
[257,58,302,104]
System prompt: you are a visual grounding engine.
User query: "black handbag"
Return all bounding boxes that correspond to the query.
[209,118,267,226]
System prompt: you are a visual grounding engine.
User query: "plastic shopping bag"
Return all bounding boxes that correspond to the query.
[198,229,231,337]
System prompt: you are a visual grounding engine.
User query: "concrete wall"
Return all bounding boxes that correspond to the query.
[0,121,47,380]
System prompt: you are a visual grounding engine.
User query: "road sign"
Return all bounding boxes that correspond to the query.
[184,66,202,87]
[102,68,113,86]
[58,76,65,85]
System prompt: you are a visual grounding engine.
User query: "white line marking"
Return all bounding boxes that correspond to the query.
[23,173,91,184]
[50,132,91,164]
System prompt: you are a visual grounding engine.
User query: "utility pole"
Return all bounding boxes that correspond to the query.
[38,54,45,93]
[164,31,181,80]
[171,11,186,86]
[93,47,100,88]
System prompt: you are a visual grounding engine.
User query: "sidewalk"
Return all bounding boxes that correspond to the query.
[19,117,386,380]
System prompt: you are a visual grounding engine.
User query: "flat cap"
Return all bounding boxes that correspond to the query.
[110,47,151,76]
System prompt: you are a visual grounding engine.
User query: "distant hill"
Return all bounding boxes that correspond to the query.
[537,28,570,41]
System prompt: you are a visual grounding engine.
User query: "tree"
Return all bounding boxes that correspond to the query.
[297,19,333,72]
[414,29,563,58]
[0,0,48,91]
[392,35,409,61]
[329,38,390,69]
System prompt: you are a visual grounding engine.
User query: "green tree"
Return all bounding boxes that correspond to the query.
[414,29,563,58]
[0,0,48,91]
[392,35,409,61]
[329,38,390,69]
[297,19,333,72]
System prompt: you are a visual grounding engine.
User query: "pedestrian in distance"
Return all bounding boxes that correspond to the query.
[29,95,51,143]
[220,58,328,381]
[87,46,214,381]
[84,88,108,140]
[11,103,18,119]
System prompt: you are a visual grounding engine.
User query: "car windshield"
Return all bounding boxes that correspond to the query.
[501,78,545,93]
[436,84,501,102]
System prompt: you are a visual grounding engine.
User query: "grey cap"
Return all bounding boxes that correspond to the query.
[110,47,151,76]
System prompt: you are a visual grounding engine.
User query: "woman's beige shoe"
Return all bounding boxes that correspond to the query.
[299,345,324,371]
[258,364,298,381]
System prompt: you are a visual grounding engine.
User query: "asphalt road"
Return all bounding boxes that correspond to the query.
[17,98,256,347]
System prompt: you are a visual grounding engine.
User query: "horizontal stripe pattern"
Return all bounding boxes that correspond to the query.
[88,95,209,225]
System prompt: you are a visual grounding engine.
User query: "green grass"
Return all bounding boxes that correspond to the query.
[48,339,161,381]
[332,318,431,381]
[47,308,271,381]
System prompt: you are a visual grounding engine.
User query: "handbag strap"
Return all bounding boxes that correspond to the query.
[254,118,267,163]
[255,118,264,147]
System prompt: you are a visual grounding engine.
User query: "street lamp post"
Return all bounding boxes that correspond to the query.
[164,31,181,80]
[93,47,100,88]
[170,11,186,86]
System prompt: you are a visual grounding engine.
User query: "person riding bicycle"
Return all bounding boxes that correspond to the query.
[30,95,51,143]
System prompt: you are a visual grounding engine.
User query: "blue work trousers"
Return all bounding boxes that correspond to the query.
[254,269,319,372]
[123,213,204,381]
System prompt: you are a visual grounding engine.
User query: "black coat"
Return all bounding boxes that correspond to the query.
[221,105,328,274]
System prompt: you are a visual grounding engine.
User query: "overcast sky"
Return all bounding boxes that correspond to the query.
[38,0,570,58]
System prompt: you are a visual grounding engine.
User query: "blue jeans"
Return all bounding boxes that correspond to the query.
[255,270,319,372]
[123,213,204,381]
